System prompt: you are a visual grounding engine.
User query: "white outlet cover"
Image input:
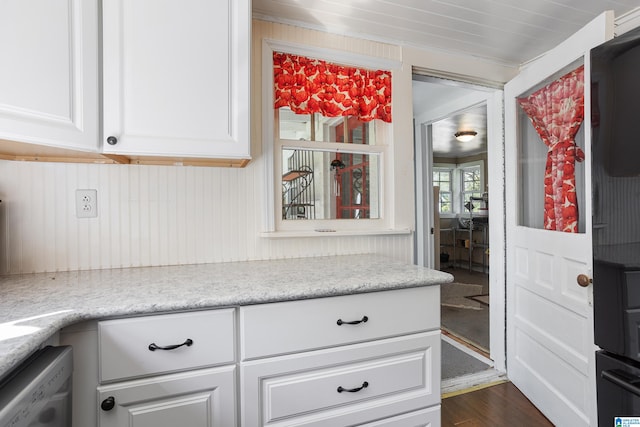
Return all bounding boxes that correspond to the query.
[76,189,97,218]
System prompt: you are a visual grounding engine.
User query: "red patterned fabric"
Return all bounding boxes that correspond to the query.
[517,65,585,233]
[273,52,392,123]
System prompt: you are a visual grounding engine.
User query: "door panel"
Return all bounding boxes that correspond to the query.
[505,11,614,426]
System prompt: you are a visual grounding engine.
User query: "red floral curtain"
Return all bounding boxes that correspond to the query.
[273,52,392,123]
[517,65,585,233]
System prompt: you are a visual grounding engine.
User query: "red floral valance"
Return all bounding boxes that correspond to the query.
[517,65,585,233]
[273,52,392,123]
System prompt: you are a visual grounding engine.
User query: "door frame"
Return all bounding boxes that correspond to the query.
[413,77,506,372]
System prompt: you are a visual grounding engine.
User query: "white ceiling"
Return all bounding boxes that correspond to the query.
[253,0,639,67]
[431,104,488,158]
[412,78,490,157]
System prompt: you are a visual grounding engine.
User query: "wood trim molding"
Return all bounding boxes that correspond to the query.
[0,140,251,167]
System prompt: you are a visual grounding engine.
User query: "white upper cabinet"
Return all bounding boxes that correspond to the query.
[102,0,251,162]
[0,0,99,152]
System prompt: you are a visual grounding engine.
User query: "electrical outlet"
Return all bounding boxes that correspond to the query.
[76,189,97,218]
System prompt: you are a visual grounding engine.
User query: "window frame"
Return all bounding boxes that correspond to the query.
[262,39,400,235]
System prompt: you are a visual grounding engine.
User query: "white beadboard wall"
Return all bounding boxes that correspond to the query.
[0,160,412,274]
[0,21,414,275]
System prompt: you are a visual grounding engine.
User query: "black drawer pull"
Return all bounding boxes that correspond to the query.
[101,396,115,411]
[337,381,369,393]
[602,369,640,398]
[337,316,368,326]
[148,338,193,351]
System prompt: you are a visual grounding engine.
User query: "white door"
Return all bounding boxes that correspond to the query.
[505,12,614,426]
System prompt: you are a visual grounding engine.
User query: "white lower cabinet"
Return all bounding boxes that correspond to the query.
[97,366,236,427]
[61,286,441,427]
[241,332,440,426]
[240,286,442,426]
[95,310,238,427]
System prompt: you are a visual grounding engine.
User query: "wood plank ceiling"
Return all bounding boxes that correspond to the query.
[253,0,640,68]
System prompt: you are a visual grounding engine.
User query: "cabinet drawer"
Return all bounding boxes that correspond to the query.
[241,331,440,426]
[240,286,439,360]
[99,309,235,382]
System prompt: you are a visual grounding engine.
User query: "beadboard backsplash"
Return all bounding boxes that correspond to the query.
[0,21,415,275]
[0,160,412,274]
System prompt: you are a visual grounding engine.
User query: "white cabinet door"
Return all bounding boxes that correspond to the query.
[0,0,99,151]
[504,12,613,426]
[102,0,250,160]
[97,366,236,427]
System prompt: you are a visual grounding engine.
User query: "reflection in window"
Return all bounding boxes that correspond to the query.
[281,149,380,220]
[279,107,377,145]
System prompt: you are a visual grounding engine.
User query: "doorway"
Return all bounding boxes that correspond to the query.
[412,72,506,388]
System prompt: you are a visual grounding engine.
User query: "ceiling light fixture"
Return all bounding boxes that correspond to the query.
[454,130,477,142]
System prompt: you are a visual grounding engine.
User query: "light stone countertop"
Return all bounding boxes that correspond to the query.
[0,254,452,380]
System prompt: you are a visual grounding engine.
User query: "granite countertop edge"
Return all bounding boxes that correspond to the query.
[0,254,452,380]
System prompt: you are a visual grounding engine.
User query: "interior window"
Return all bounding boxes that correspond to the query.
[273,52,391,229]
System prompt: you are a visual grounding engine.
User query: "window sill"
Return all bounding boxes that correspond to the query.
[260,229,412,238]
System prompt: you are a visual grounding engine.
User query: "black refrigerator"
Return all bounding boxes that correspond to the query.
[592,24,640,426]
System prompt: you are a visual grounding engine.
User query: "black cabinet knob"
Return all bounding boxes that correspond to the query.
[106,136,118,145]
[101,396,115,411]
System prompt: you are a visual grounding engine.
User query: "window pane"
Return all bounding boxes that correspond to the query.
[282,148,380,220]
[439,182,450,192]
[279,108,312,140]
[440,189,452,213]
[279,107,379,144]
[517,61,585,233]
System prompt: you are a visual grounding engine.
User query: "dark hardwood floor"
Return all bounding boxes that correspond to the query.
[442,381,554,426]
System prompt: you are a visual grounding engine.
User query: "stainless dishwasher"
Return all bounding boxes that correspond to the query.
[0,346,72,427]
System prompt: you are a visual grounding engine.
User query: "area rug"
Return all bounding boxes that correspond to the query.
[441,336,492,380]
[441,282,485,310]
